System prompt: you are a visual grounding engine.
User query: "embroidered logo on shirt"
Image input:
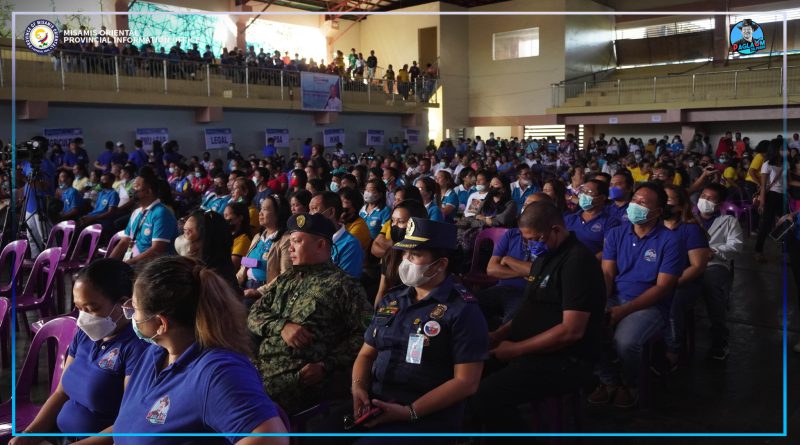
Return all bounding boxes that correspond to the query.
[591,223,603,233]
[644,248,658,262]
[143,228,151,236]
[146,395,170,425]
[97,348,120,370]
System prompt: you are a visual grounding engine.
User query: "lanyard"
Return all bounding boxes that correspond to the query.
[130,208,151,244]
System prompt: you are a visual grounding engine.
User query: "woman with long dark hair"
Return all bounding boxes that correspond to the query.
[175,209,237,287]
[224,202,254,269]
[754,138,787,262]
[477,175,517,228]
[240,194,292,300]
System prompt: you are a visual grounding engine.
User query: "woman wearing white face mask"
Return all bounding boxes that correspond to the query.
[349,218,488,438]
[10,259,147,444]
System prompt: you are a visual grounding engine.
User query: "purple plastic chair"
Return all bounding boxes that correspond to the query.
[0,297,8,368]
[22,221,76,268]
[98,230,124,258]
[0,239,29,299]
[462,228,509,291]
[721,201,752,236]
[0,316,78,438]
[53,224,103,313]
[15,247,62,335]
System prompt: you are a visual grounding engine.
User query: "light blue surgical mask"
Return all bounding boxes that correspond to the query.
[132,316,160,344]
[626,202,652,225]
[329,182,340,193]
[578,193,595,211]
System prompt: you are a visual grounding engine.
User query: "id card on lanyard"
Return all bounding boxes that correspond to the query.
[125,208,150,260]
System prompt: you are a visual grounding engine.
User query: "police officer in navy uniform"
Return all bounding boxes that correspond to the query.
[349,217,488,443]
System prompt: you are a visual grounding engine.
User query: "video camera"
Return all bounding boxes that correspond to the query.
[0,136,48,166]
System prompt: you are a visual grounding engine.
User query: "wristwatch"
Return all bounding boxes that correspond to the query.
[408,403,419,422]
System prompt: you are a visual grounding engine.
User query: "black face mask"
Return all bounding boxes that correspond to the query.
[663,204,679,220]
[390,226,406,242]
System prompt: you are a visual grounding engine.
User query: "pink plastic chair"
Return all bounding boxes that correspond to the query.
[0,297,9,368]
[53,224,103,313]
[0,239,29,298]
[98,230,124,258]
[23,221,76,268]
[462,228,509,291]
[0,316,78,437]
[31,308,79,335]
[15,247,62,335]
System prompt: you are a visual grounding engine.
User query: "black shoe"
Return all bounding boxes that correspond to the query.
[708,344,729,361]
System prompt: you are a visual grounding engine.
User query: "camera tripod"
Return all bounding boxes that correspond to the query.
[1,164,53,253]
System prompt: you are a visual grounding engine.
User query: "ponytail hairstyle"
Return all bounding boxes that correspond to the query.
[134,256,251,356]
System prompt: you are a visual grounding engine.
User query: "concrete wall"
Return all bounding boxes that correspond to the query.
[468,0,567,119]
[2,104,429,160]
[564,0,615,80]
[356,2,441,71]
[593,120,799,146]
[439,2,470,139]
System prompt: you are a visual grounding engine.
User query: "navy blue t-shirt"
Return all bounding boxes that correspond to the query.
[58,324,148,434]
[669,222,710,273]
[564,208,620,255]
[114,343,279,444]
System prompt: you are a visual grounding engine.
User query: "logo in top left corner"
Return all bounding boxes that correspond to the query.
[24,20,60,55]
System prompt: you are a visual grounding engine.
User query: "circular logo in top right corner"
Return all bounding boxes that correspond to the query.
[730,18,766,56]
[24,19,60,55]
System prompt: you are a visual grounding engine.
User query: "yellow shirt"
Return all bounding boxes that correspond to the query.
[380,220,392,240]
[248,207,259,232]
[747,153,765,184]
[723,166,738,187]
[628,167,649,184]
[673,172,683,186]
[232,233,252,257]
[346,217,372,252]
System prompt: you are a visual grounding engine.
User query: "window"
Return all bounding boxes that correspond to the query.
[615,19,714,40]
[493,28,539,61]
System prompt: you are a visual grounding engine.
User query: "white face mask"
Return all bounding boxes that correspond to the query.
[76,305,120,341]
[697,198,718,214]
[475,184,486,192]
[398,257,440,288]
[363,191,379,204]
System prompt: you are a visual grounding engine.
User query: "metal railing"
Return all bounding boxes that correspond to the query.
[551,64,800,108]
[1,47,440,106]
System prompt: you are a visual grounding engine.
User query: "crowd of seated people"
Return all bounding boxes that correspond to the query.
[5,128,800,442]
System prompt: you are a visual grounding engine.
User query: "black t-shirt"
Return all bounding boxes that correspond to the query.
[509,233,606,362]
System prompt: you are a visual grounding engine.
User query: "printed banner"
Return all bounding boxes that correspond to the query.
[265,129,290,148]
[301,72,343,112]
[43,128,83,148]
[323,128,345,148]
[366,130,385,146]
[204,128,233,150]
[404,129,420,145]
[135,128,169,150]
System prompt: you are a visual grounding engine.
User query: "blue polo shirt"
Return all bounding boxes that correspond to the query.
[201,193,231,215]
[564,208,620,255]
[333,227,364,278]
[87,188,119,217]
[454,185,475,210]
[244,235,274,283]
[442,189,459,223]
[608,202,630,224]
[602,223,684,305]
[359,205,391,239]
[114,343,279,445]
[57,324,148,434]
[669,222,710,273]
[426,201,444,222]
[366,278,488,424]
[263,144,277,158]
[492,228,528,289]
[63,148,89,167]
[123,201,178,256]
[96,151,114,172]
[128,149,149,168]
[62,187,83,214]
[112,152,128,165]
[511,181,538,212]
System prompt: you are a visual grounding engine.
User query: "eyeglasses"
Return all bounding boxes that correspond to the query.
[121,298,136,320]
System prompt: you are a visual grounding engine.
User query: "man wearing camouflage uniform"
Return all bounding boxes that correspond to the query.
[247,213,371,413]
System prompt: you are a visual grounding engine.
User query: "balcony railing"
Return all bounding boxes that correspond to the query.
[0,47,440,107]
[551,64,800,108]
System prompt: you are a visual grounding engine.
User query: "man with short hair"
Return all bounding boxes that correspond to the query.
[128,140,148,169]
[95,141,115,173]
[247,213,370,413]
[510,164,537,212]
[695,183,744,360]
[63,138,89,169]
[471,202,606,431]
[110,173,178,265]
[309,191,364,278]
[80,172,119,228]
[263,138,278,159]
[200,174,231,214]
[57,169,84,221]
[366,50,378,80]
[591,182,683,408]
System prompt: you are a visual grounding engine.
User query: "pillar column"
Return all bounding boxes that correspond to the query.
[712,15,730,65]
